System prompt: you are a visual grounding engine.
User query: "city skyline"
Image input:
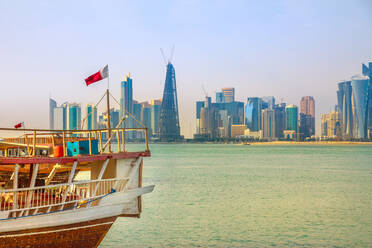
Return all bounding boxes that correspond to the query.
[1,1,372,138]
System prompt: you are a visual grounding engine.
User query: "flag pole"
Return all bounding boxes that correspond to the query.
[106,67,112,153]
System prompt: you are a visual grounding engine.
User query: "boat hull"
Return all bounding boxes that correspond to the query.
[0,216,116,248]
[0,185,154,247]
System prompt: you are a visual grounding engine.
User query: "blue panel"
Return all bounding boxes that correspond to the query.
[66,140,99,156]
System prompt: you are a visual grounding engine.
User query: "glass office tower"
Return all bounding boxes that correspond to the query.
[66,103,81,131]
[86,104,97,130]
[337,81,353,137]
[351,75,369,139]
[120,74,133,128]
[245,97,262,131]
[285,105,298,132]
[49,98,57,130]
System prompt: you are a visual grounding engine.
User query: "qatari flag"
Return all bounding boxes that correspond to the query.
[85,65,109,86]
[14,122,24,129]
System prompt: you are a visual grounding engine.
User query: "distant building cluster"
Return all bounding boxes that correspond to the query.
[49,73,162,140]
[194,89,315,141]
[321,62,372,140]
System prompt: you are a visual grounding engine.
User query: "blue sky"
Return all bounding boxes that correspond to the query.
[0,0,371,137]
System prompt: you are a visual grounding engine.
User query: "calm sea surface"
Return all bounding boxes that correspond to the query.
[100,144,372,247]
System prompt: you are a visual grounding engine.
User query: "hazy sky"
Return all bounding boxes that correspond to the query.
[0,0,371,138]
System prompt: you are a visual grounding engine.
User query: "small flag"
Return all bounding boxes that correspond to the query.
[14,122,24,129]
[85,65,109,86]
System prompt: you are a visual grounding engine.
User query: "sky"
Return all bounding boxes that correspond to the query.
[0,0,372,138]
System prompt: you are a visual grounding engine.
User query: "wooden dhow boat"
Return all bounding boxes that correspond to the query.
[0,89,154,247]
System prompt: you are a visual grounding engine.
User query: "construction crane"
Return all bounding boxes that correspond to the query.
[160,48,167,66]
[202,84,208,98]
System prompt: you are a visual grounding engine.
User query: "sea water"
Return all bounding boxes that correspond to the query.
[100,144,372,247]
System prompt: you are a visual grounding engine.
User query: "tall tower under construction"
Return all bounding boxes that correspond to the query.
[159,62,181,141]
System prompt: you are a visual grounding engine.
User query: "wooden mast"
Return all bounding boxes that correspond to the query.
[106,89,112,153]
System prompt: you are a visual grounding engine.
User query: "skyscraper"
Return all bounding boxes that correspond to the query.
[120,73,133,128]
[132,100,143,138]
[300,96,315,136]
[261,109,275,139]
[337,81,353,138]
[66,103,81,130]
[111,109,120,128]
[245,97,262,131]
[274,103,286,138]
[85,104,97,130]
[159,63,181,141]
[364,63,372,138]
[49,98,57,129]
[141,102,152,138]
[368,79,372,138]
[151,100,162,137]
[262,96,275,110]
[222,88,235,103]
[199,97,212,136]
[299,113,313,139]
[321,111,342,138]
[216,92,225,103]
[195,101,205,134]
[285,104,298,132]
[53,106,66,130]
[351,75,369,139]
[217,109,230,138]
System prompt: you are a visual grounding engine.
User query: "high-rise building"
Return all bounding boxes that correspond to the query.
[222,88,235,103]
[351,75,369,139]
[362,62,372,138]
[195,101,205,134]
[199,97,212,136]
[132,100,143,139]
[111,109,120,128]
[262,96,275,110]
[159,63,181,141]
[217,109,230,138]
[321,112,342,138]
[66,103,81,130]
[120,73,133,129]
[49,98,57,130]
[53,106,66,130]
[285,104,298,132]
[141,102,152,138]
[132,100,142,127]
[300,96,315,136]
[321,114,328,137]
[214,101,244,125]
[273,103,286,138]
[151,100,162,137]
[337,81,353,138]
[261,109,275,139]
[216,92,225,103]
[85,104,97,130]
[99,108,119,128]
[368,80,372,138]
[245,97,262,131]
[299,113,313,139]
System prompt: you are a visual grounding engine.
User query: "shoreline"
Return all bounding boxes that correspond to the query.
[146,141,372,145]
[246,141,372,146]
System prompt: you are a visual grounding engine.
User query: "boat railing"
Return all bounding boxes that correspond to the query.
[0,127,150,157]
[0,178,129,216]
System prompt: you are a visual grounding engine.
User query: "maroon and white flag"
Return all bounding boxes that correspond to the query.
[85,65,109,86]
[14,122,24,129]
